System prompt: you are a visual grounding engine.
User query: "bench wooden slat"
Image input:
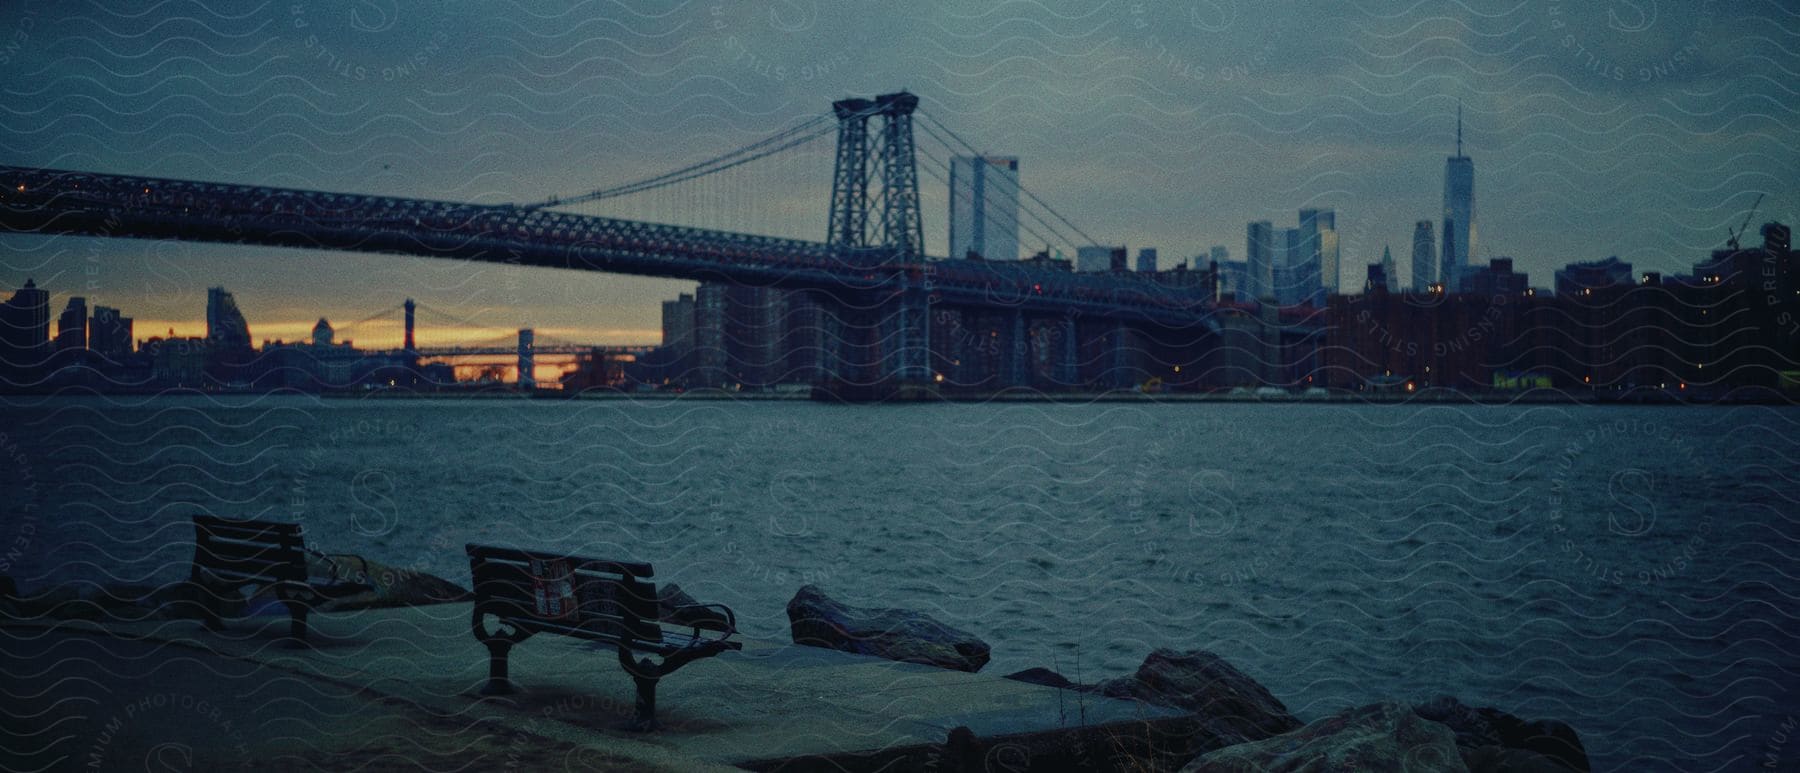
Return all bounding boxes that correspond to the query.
[197,535,298,569]
[471,558,662,643]
[195,515,302,542]
[197,553,303,584]
[466,544,652,579]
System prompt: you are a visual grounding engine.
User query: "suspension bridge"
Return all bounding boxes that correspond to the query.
[322,298,638,359]
[0,91,1220,396]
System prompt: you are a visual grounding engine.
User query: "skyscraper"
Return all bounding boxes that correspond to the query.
[1441,104,1476,293]
[1275,226,1313,306]
[1,278,50,375]
[661,292,695,356]
[1245,221,1275,300]
[949,155,1020,261]
[1075,245,1116,273]
[55,296,87,351]
[1136,248,1158,273]
[1299,208,1338,304]
[1411,220,1437,292]
[1379,244,1398,293]
[205,287,252,352]
[90,305,133,359]
[1209,245,1230,265]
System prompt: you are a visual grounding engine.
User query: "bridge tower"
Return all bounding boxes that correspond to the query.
[828,98,873,249]
[874,91,924,260]
[820,91,931,394]
[827,91,923,258]
[517,328,535,390]
[403,298,416,353]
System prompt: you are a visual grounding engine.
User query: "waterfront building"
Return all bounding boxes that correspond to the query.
[1215,260,1250,301]
[1364,263,1390,295]
[0,278,50,377]
[90,306,133,359]
[206,287,252,352]
[142,335,208,387]
[661,292,695,356]
[1136,248,1158,273]
[1461,257,1530,298]
[949,155,1020,261]
[55,296,86,351]
[311,318,334,347]
[1210,245,1229,265]
[1554,256,1633,296]
[1075,245,1116,273]
[1411,221,1437,292]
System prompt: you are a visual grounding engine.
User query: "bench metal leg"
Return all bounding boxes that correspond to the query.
[287,603,309,643]
[616,644,660,731]
[481,640,516,696]
[183,577,225,632]
[198,582,225,632]
[631,671,658,732]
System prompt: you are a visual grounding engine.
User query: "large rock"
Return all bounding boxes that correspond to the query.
[1414,695,1588,772]
[1182,701,1469,773]
[656,582,732,631]
[295,553,471,611]
[1003,666,1076,690]
[1093,649,1302,744]
[786,584,991,672]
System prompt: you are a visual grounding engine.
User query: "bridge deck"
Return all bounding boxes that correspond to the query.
[0,165,1217,328]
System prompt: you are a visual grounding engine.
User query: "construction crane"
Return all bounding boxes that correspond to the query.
[1726,193,1764,250]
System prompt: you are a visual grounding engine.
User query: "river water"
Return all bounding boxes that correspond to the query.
[3,396,1794,770]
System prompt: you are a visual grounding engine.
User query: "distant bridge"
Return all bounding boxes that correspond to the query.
[1,92,1220,392]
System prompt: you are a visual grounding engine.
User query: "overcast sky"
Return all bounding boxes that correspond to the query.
[3,1,1795,345]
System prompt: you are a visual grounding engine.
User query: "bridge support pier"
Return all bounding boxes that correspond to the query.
[811,288,933,400]
[1057,316,1079,388]
[1107,322,1135,390]
[888,285,931,384]
[1002,310,1029,389]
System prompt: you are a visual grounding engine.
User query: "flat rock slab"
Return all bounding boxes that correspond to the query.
[1,602,1183,769]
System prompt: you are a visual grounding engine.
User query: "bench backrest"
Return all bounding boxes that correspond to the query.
[465,544,662,645]
[192,515,307,586]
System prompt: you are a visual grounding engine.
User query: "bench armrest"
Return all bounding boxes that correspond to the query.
[668,602,736,641]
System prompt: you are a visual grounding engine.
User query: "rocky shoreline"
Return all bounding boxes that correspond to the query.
[786,584,1587,772]
[2,570,1588,772]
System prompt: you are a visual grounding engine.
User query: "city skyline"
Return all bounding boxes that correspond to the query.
[1,3,1790,344]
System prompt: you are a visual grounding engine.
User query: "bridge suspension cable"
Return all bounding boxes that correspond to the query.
[912,123,1089,258]
[915,110,1105,250]
[519,115,835,210]
[912,144,1071,258]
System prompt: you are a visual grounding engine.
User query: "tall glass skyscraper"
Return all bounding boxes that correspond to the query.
[1299,208,1338,304]
[1,278,50,375]
[1245,221,1275,300]
[1411,220,1437,292]
[949,155,1020,261]
[1441,105,1476,293]
[206,287,252,351]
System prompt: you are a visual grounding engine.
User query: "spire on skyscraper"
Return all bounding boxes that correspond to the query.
[1456,101,1463,158]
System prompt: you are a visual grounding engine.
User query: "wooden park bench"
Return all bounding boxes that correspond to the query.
[465,544,741,730]
[188,515,372,642]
